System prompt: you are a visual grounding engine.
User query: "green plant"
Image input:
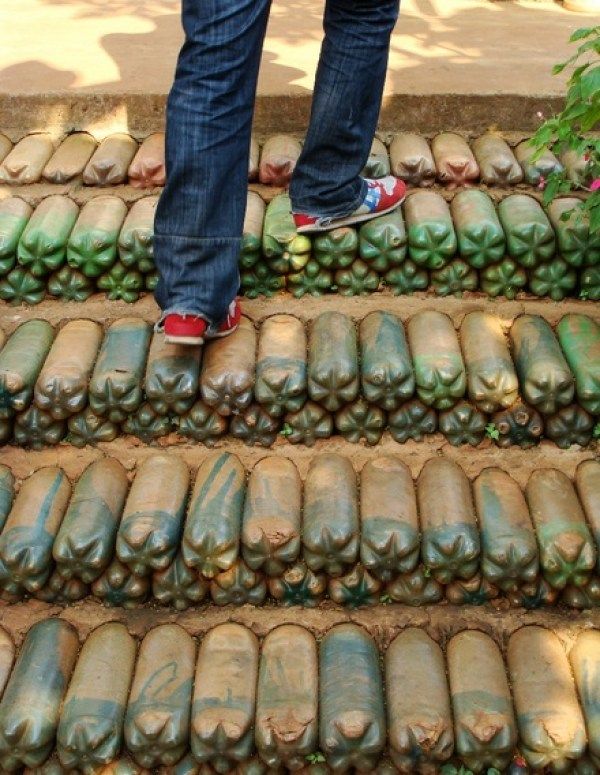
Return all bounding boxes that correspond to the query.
[530,26,600,231]
[279,422,293,437]
[379,593,392,605]
[485,422,500,441]
[305,752,326,764]
[594,421,600,439]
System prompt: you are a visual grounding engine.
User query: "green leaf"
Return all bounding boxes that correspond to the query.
[571,62,591,82]
[594,422,600,439]
[485,422,500,441]
[486,769,501,775]
[575,37,600,57]
[570,27,597,43]
[580,105,600,132]
[280,422,293,437]
[542,173,563,205]
[440,766,458,775]
[531,124,557,149]
[580,67,600,101]
[589,199,600,234]
[561,101,589,122]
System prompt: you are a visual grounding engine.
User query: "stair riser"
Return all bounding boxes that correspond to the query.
[0,455,598,609]
[0,620,597,772]
[0,311,598,449]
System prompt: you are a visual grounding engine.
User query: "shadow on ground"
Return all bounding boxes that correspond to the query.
[0,0,576,136]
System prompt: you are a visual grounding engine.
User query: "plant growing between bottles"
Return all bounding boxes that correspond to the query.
[485,422,500,441]
[530,25,599,231]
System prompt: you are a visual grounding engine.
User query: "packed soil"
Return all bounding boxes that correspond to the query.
[0,433,595,485]
[1,287,599,338]
[1,597,598,653]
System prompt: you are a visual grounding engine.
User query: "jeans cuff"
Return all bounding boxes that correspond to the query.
[154,234,242,243]
[290,178,368,219]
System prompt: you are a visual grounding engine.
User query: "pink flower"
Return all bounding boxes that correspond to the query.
[538,175,546,190]
[591,178,600,192]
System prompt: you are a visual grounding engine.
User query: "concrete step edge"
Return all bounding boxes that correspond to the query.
[0,92,566,140]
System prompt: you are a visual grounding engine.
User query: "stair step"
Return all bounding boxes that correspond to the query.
[0,310,598,450]
[0,129,580,189]
[1,129,584,189]
[0,617,597,771]
[0,453,598,609]
[1,184,596,306]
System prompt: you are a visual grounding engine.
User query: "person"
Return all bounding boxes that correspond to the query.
[155,0,405,345]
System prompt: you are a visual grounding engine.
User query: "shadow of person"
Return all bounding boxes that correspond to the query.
[96,7,318,94]
[97,13,183,93]
[0,61,77,93]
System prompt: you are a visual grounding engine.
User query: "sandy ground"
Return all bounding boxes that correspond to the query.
[0,0,592,98]
[1,431,596,486]
[2,284,599,337]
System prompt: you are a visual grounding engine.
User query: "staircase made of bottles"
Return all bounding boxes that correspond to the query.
[0,119,598,775]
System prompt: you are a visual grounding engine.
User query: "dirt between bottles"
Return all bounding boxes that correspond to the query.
[0,597,598,654]
[0,434,596,486]
[1,286,599,337]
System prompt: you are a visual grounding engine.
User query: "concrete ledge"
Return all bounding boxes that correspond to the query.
[0,92,565,140]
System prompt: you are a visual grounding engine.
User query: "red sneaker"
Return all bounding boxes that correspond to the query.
[163,300,241,346]
[206,298,242,340]
[164,314,207,345]
[293,176,407,234]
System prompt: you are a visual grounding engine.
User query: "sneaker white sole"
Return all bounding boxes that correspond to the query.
[204,322,240,341]
[164,333,205,346]
[295,198,405,234]
[164,322,239,347]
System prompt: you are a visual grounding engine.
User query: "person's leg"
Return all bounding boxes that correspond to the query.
[289,0,400,218]
[154,0,272,326]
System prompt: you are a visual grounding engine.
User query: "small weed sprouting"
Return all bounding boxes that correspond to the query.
[485,422,500,441]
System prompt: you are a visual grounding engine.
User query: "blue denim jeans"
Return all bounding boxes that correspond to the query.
[154,0,400,324]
